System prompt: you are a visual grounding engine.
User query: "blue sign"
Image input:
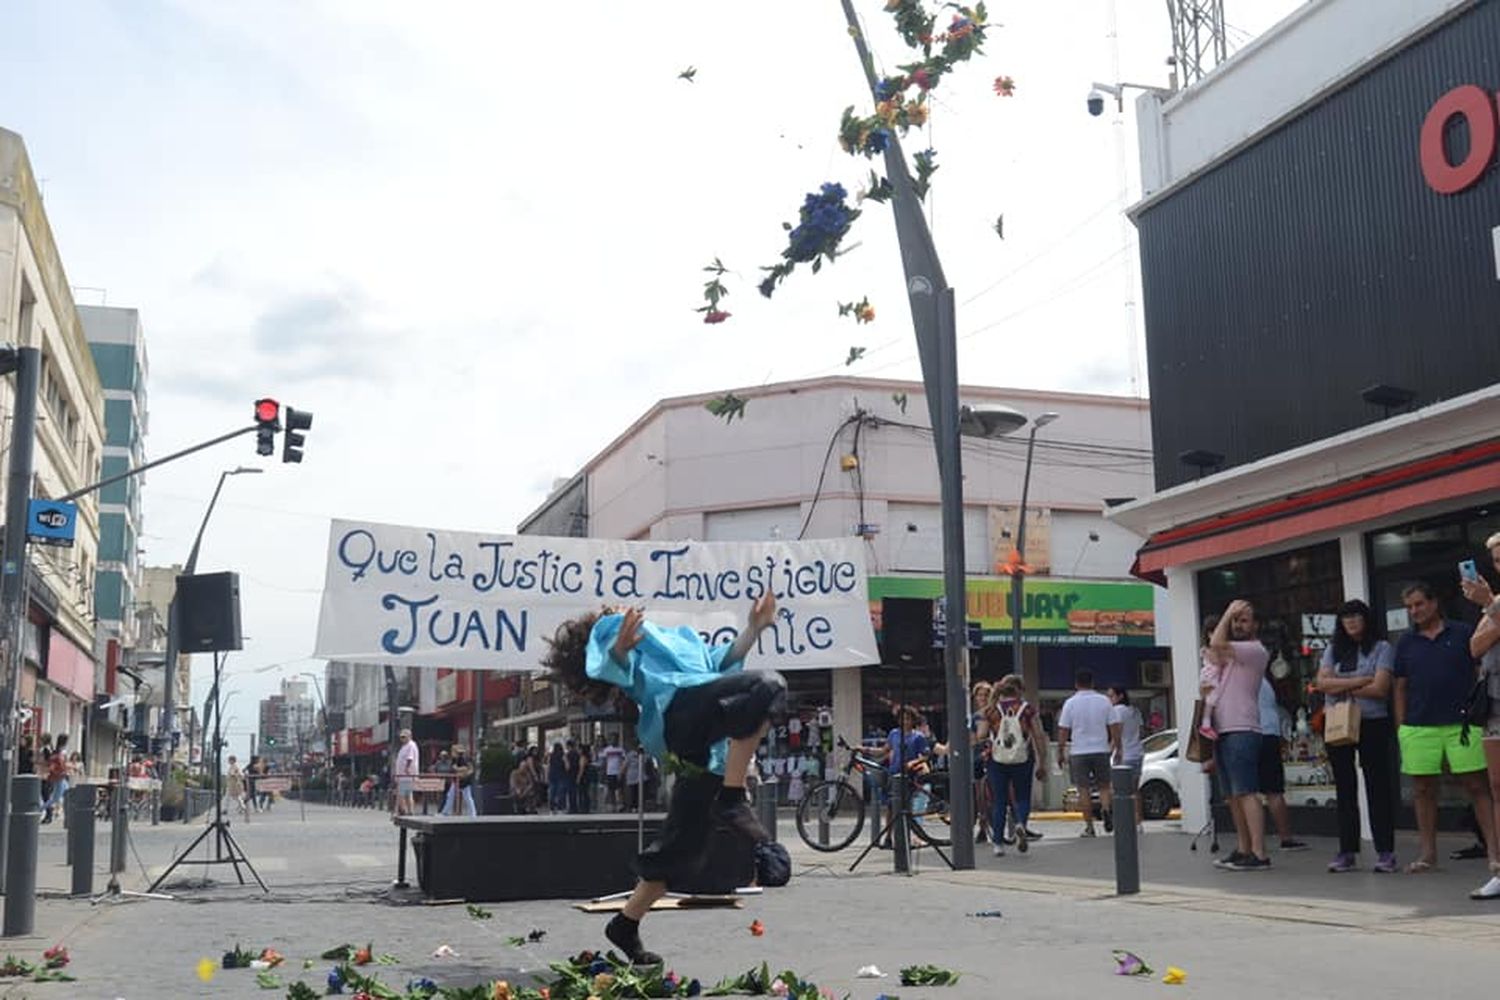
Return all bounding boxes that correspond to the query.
[26,499,77,547]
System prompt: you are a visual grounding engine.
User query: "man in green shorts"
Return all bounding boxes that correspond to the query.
[1394,582,1496,874]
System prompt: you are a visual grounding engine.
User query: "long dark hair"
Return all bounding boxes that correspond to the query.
[1330,599,1378,667]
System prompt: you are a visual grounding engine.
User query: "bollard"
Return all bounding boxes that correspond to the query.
[1111,765,1140,895]
[869,777,881,847]
[111,780,129,876]
[4,776,42,936]
[889,773,910,874]
[67,784,96,897]
[756,784,777,843]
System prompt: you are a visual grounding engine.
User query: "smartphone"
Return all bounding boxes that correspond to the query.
[1459,559,1480,583]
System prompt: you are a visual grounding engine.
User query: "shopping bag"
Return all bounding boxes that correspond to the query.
[1324,698,1362,747]
[1185,699,1214,763]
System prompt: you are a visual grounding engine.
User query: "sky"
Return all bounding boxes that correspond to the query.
[0,0,1303,759]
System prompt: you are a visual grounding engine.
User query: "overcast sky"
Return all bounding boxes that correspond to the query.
[0,0,1302,759]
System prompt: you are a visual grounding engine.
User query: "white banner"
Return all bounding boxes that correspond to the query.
[313,519,879,671]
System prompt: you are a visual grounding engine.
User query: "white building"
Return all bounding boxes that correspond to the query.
[518,376,1168,767]
[0,127,106,767]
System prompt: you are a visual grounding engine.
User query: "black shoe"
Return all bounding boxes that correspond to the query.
[1102,809,1114,834]
[1279,839,1310,852]
[1451,843,1488,861]
[1000,833,1017,846]
[1022,827,1043,841]
[606,914,662,966]
[1227,855,1272,872]
[1213,851,1247,869]
[715,798,768,844]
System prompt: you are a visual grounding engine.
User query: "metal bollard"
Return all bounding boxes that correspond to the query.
[67,784,96,897]
[756,784,777,843]
[111,782,129,876]
[869,778,881,847]
[890,773,910,874]
[4,776,42,936]
[1111,765,1140,895]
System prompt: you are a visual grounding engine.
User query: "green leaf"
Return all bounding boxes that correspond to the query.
[899,964,961,986]
[255,970,282,989]
[286,983,321,1000]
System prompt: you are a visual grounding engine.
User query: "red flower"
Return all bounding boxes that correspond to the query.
[912,69,933,91]
[703,310,731,324]
[993,76,1016,97]
[749,920,765,936]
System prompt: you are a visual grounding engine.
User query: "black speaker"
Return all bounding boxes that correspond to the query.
[176,572,243,652]
[881,597,934,664]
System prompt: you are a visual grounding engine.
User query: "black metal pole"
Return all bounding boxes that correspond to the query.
[838,0,974,870]
[0,346,41,894]
[1011,427,1040,675]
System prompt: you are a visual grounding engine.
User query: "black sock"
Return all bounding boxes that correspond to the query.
[717,786,746,805]
[606,913,659,965]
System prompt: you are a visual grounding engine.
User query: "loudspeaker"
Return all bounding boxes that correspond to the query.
[881,597,934,665]
[176,572,243,652]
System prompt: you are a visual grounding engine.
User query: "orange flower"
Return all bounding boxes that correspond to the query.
[876,99,900,124]
[749,920,765,936]
[905,102,929,126]
[855,303,876,324]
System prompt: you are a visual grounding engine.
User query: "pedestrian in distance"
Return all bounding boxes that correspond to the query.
[601,736,626,810]
[1202,601,1274,871]
[1256,675,1308,854]
[41,734,71,824]
[1460,534,1500,900]
[1057,670,1118,838]
[1394,581,1495,876]
[394,728,420,816]
[442,743,477,817]
[1314,599,1397,873]
[1107,685,1145,831]
[576,743,596,814]
[984,675,1048,856]
[548,743,569,813]
[542,594,785,967]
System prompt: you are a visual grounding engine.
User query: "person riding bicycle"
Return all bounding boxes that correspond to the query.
[542,595,787,967]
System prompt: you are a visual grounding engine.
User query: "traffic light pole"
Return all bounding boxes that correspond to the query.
[0,346,41,895]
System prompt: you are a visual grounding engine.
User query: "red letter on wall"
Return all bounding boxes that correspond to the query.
[1420,84,1498,195]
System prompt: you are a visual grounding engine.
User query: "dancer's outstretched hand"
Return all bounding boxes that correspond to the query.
[611,607,646,664]
[749,592,778,632]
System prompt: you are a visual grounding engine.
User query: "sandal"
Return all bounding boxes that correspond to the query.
[1406,859,1438,874]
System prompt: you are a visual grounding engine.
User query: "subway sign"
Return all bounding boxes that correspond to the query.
[868,576,1158,647]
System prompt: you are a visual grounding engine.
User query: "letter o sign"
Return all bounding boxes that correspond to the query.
[1420,84,1498,195]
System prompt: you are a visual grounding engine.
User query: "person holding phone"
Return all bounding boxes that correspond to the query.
[1461,533,1500,899]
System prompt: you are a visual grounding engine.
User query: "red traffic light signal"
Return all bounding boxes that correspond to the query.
[254,398,281,456]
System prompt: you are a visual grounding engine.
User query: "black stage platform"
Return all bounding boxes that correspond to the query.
[393,814,755,902]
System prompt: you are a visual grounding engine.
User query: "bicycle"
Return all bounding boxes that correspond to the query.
[795,736,953,852]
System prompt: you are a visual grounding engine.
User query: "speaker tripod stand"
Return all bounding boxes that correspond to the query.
[93,731,174,905]
[147,650,267,894]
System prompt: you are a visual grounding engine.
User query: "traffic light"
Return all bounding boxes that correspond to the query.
[254,398,280,456]
[282,407,313,464]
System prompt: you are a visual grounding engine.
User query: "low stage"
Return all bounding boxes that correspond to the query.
[393,814,755,902]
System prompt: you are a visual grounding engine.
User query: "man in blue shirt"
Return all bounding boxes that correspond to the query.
[543,594,785,965]
[1394,581,1494,873]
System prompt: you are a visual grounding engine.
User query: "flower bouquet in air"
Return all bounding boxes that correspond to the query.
[758,183,861,298]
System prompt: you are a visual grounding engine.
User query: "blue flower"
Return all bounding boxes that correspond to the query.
[759,276,778,298]
[684,979,703,997]
[589,958,611,975]
[874,77,901,101]
[866,128,892,153]
[820,182,848,202]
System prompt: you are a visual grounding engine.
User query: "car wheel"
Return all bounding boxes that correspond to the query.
[1140,780,1175,821]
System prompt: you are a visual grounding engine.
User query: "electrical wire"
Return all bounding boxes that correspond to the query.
[798,414,861,540]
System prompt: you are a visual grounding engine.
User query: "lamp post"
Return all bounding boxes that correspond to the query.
[1010,413,1060,675]
[160,467,263,756]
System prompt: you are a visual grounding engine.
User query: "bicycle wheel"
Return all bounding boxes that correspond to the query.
[796,780,866,852]
[908,783,953,847]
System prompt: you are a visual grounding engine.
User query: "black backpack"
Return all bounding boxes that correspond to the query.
[754,841,792,887]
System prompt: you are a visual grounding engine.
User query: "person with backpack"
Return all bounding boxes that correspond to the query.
[981,675,1048,856]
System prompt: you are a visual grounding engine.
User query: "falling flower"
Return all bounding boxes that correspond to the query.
[749,920,765,937]
[1113,950,1153,976]
[677,67,697,82]
[41,945,68,969]
[856,302,875,323]
[195,958,216,983]
[993,214,1004,239]
[703,310,730,324]
[994,75,1016,96]
[1163,967,1187,985]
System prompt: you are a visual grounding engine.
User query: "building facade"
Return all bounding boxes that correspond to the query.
[136,564,190,753]
[0,127,107,770]
[509,375,1166,804]
[1114,0,1500,832]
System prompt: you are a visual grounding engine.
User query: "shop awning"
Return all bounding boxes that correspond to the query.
[1132,439,1500,576]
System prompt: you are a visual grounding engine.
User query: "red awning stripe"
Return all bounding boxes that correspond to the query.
[1137,458,1500,574]
[1139,440,1500,553]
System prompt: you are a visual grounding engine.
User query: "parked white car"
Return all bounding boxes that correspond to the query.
[1138,729,1180,820]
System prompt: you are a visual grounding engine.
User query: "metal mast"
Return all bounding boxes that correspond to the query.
[1165,0,1228,85]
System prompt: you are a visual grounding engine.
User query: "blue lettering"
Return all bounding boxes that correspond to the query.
[380,592,438,654]
[338,529,377,581]
[472,541,513,593]
[457,609,488,648]
[807,615,834,650]
[649,545,692,599]
[496,608,528,650]
[612,561,641,599]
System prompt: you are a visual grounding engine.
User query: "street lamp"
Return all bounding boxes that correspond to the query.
[1009,412,1060,675]
[160,466,263,753]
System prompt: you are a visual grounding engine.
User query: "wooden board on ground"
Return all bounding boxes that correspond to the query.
[574,895,744,913]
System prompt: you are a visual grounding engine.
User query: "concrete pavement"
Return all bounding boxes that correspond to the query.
[2,804,1496,998]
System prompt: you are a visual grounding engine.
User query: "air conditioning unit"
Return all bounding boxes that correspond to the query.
[1139,661,1170,688]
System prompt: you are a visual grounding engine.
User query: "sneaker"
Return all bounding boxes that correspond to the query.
[1000,833,1017,846]
[1022,827,1044,841]
[1016,829,1028,853]
[1080,826,1097,838]
[1102,810,1114,834]
[1213,851,1248,869]
[1469,875,1500,900]
[1373,852,1399,874]
[1228,855,1272,872]
[1450,843,1487,861]
[992,843,1006,857]
[714,798,768,844]
[1279,839,1310,852]
[605,914,663,966]
[976,830,988,844]
[1327,852,1357,873]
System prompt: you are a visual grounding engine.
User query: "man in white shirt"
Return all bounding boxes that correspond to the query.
[395,729,419,816]
[1056,670,1120,837]
[599,737,626,811]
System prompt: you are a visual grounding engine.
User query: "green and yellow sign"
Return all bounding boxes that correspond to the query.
[868,576,1158,647]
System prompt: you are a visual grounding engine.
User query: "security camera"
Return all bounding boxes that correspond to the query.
[1087,89,1106,117]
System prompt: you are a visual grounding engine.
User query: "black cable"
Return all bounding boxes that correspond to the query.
[798,415,860,540]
